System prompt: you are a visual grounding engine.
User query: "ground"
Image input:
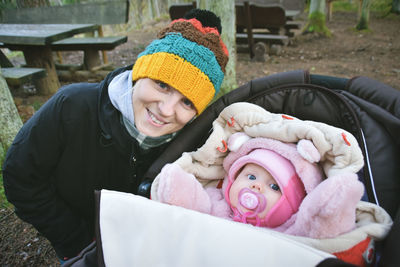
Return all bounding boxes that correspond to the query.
[1,10,399,266]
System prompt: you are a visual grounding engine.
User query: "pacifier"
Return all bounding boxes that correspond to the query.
[240,191,259,209]
[238,188,266,213]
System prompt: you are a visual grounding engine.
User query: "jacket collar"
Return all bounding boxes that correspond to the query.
[98,65,135,155]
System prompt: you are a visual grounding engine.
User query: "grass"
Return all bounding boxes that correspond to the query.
[0,173,11,209]
[332,0,393,14]
[332,0,359,12]
[1,146,11,209]
[32,100,43,111]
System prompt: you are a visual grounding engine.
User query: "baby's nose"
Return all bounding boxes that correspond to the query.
[251,183,262,192]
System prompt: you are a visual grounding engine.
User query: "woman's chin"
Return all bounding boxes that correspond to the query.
[136,123,171,137]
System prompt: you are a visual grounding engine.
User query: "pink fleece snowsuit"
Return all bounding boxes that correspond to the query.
[155,133,365,239]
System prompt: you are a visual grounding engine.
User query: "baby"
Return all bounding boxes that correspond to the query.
[151,103,392,266]
[154,133,363,238]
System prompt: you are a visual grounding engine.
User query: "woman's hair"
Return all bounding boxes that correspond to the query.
[131,9,229,114]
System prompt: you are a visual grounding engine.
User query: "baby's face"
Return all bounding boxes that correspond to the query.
[229,163,282,219]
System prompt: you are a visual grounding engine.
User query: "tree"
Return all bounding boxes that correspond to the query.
[392,0,400,14]
[197,0,237,96]
[0,69,23,166]
[303,0,331,36]
[356,0,371,30]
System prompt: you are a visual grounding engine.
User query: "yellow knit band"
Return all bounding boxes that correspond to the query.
[131,52,216,114]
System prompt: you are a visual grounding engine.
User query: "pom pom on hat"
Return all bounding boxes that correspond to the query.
[131,9,229,114]
[183,9,222,34]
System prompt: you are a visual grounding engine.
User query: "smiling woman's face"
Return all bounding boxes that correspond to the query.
[131,78,197,137]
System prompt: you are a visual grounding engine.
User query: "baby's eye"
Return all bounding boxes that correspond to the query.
[247,174,256,180]
[270,184,280,191]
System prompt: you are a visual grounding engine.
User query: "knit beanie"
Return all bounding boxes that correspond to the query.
[226,148,306,228]
[131,9,229,114]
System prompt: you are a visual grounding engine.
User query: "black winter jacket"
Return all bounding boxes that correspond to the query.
[3,66,168,259]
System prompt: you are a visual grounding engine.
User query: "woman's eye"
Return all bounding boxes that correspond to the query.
[157,81,168,90]
[247,174,256,180]
[270,184,280,191]
[182,98,194,109]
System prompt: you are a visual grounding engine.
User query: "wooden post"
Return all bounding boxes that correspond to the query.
[244,1,255,59]
[56,51,63,64]
[98,26,108,64]
[326,0,339,21]
[23,46,60,95]
[357,0,364,19]
[84,49,102,70]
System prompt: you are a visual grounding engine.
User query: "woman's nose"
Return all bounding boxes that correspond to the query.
[159,94,180,117]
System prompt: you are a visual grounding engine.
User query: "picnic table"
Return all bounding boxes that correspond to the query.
[285,10,301,20]
[0,23,97,95]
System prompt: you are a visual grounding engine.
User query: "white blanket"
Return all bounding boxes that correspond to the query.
[99,189,333,267]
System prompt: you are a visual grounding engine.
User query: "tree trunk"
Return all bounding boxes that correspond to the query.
[147,0,153,19]
[356,0,371,30]
[152,0,161,18]
[392,0,400,14]
[303,0,331,36]
[0,69,23,166]
[130,0,144,29]
[197,0,237,97]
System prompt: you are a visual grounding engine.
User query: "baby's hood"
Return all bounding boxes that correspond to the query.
[152,102,364,196]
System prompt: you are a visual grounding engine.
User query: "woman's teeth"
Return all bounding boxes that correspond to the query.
[150,113,165,125]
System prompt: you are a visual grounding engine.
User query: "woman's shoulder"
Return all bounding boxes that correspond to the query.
[36,82,103,124]
[58,82,101,100]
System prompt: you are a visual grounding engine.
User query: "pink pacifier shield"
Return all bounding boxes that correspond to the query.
[239,192,259,209]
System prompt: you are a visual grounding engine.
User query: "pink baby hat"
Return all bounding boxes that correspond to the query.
[225,148,306,227]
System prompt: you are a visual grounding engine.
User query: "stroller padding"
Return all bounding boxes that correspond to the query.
[97,189,333,267]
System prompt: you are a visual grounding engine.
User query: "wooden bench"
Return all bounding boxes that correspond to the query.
[1,44,47,88]
[0,0,129,70]
[284,21,302,37]
[51,36,128,71]
[236,0,304,34]
[236,2,290,60]
[1,67,46,87]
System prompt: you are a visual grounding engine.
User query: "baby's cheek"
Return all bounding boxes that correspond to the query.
[228,189,240,207]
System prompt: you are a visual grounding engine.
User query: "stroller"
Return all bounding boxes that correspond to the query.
[65,70,400,267]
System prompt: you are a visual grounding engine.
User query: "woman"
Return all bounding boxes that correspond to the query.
[2,9,228,262]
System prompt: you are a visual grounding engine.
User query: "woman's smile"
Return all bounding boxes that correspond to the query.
[147,109,167,127]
